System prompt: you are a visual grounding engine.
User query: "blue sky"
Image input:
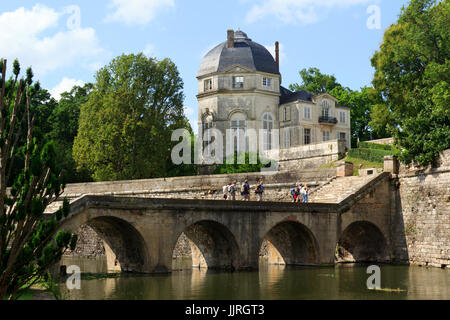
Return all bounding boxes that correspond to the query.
[1,0,410,131]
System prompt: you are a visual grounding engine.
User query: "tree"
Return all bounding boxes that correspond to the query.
[48,84,94,183]
[73,53,188,181]
[289,67,342,94]
[0,59,77,300]
[371,0,450,166]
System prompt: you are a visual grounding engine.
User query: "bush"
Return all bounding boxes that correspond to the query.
[358,141,395,151]
[348,148,399,163]
[213,152,273,175]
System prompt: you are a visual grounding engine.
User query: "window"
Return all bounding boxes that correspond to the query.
[322,106,329,118]
[262,77,272,87]
[339,111,346,123]
[322,131,330,142]
[339,132,346,140]
[322,100,330,108]
[232,76,244,88]
[304,106,311,120]
[262,113,274,151]
[202,121,213,154]
[283,106,291,121]
[304,128,311,145]
[204,79,213,92]
[284,128,291,148]
[230,119,247,152]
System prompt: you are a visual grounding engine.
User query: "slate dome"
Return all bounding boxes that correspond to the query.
[198,30,279,78]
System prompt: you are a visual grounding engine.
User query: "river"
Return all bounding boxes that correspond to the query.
[57,257,449,300]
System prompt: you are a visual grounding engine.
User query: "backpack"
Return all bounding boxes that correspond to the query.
[241,184,246,193]
[290,188,295,196]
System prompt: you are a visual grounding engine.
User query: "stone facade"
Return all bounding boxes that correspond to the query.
[392,150,450,268]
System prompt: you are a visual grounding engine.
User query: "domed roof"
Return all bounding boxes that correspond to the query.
[198,30,280,78]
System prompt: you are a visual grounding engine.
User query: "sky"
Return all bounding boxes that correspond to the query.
[0,0,410,132]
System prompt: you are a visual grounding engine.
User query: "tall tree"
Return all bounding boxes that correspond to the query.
[0,59,77,300]
[48,84,94,183]
[289,67,342,94]
[371,0,449,165]
[73,53,189,181]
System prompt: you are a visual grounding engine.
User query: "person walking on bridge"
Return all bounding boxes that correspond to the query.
[228,181,236,201]
[301,184,309,203]
[223,184,229,200]
[241,180,250,201]
[255,181,264,202]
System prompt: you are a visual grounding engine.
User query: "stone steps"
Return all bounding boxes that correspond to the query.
[309,174,382,204]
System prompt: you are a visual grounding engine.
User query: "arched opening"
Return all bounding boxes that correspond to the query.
[172,221,240,271]
[66,217,149,273]
[336,221,389,263]
[259,221,319,266]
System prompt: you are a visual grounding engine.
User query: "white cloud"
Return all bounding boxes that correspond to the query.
[265,43,287,66]
[50,78,85,100]
[0,5,107,77]
[245,0,373,25]
[105,0,175,25]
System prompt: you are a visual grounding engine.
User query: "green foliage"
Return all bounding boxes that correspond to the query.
[289,67,341,94]
[0,59,77,300]
[358,141,397,151]
[371,0,450,166]
[73,53,189,181]
[348,148,399,163]
[213,152,273,174]
[47,84,94,183]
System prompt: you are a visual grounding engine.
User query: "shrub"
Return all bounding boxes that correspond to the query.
[348,148,399,163]
[213,152,273,174]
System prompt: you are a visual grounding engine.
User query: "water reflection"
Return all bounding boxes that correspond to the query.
[58,257,450,300]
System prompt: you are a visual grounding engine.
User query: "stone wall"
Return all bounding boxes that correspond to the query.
[265,140,346,171]
[393,150,450,268]
[61,168,335,202]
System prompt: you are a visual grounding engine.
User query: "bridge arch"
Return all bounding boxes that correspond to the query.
[172,220,240,271]
[336,221,389,263]
[260,221,320,266]
[63,213,150,273]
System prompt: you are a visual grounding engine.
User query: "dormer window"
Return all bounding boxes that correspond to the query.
[262,77,271,87]
[204,79,213,92]
[233,76,244,88]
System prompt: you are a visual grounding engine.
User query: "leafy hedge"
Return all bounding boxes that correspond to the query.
[358,141,396,151]
[213,152,274,174]
[348,147,399,163]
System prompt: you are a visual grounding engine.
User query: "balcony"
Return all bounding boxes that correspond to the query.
[319,116,338,125]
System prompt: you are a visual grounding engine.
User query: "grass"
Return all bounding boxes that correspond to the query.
[320,155,383,176]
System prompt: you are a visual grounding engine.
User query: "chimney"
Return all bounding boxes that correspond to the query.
[275,41,280,68]
[227,29,235,48]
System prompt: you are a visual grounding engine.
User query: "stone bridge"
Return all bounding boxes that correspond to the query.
[56,172,398,273]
